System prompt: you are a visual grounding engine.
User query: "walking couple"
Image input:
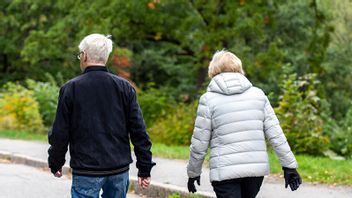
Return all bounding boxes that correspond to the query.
[48,34,301,198]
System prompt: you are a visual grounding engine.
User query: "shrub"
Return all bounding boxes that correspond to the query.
[275,74,329,155]
[0,82,44,133]
[148,102,197,146]
[26,79,59,126]
[335,108,352,157]
[323,103,352,158]
[138,87,173,128]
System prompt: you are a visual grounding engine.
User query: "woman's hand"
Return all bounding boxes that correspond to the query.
[188,176,200,193]
[283,167,302,191]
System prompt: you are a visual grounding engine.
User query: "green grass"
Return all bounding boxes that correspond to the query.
[0,129,47,141]
[1,129,351,185]
[151,143,352,186]
[269,150,352,185]
[151,143,190,160]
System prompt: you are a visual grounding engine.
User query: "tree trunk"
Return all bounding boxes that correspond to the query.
[196,66,208,90]
[2,54,9,73]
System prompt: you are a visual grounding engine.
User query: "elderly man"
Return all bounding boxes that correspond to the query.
[48,33,155,198]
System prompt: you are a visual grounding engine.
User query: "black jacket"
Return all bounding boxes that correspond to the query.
[48,66,155,177]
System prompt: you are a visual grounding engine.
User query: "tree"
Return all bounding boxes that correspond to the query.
[1,0,332,95]
[319,0,352,119]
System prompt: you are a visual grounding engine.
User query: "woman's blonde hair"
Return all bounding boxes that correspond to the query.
[208,50,244,78]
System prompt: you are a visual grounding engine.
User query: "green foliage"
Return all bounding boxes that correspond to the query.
[0,0,332,97]
[0,0,351,157]
[149,102,197,146]
[275,74,329,155]
[138,87,172,128]
[167,193,181,198]
[26,79,59,126]
[323,104,352,158]
[44,72,66,87]
[335,109,352,157]
[0,0,79,83]
[319,0,352,119]
[0,82,44,133]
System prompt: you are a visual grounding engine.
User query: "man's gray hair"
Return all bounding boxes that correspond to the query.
[78,34,113,63]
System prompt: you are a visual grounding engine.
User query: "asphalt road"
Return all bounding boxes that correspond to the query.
[0,139,352,198]
[0,162,140,198]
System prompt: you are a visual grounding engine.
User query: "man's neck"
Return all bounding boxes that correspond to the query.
[85,62,105,67]
[82,63,105,71]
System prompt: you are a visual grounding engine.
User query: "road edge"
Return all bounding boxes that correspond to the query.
[0,151,214,198]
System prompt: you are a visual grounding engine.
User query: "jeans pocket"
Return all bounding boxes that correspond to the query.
[72,175,103,196]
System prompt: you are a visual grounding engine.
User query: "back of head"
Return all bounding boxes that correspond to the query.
[78,34,113,64]
[207,50,251,95]
[208,50,244,78]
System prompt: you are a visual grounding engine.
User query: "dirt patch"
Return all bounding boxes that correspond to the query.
[0,158,11,164]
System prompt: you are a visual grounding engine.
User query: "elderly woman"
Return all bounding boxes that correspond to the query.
[187,50,301,198]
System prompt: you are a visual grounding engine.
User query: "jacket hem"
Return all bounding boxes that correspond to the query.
[72,165,129,176]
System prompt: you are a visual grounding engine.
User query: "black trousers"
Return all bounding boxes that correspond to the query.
[212,177,264,198]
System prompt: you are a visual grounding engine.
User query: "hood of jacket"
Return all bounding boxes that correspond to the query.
[207,72,252,95]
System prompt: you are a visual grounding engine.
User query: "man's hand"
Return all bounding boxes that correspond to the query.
[188,176,200,193]
[54,169,62,178]
[138,177,151,189]
[283,167,302,191]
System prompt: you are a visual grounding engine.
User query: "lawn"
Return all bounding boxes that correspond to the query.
[0,129,47,141]
[1,129,351,185]
[151,141,352,186]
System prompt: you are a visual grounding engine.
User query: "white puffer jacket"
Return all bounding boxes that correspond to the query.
[187,72,298,182]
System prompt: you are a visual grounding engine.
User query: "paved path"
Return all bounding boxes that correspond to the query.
[0,161,140,198]
[0,138,351,198]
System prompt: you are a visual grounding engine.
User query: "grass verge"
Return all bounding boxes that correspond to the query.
[151,143,352,185]
[1,130,351,185]
[0,129,47,141]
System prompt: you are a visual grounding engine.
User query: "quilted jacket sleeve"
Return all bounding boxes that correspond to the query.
[187,95,212,178]
[264,97,298,168]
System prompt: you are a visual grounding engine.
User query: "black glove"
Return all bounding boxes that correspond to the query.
[283,167,302,191]
[188,176,200,193]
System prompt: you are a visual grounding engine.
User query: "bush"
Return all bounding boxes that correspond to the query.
[148,102,197,146]
[335,108,352,157]
[0,82,44,133]
[26,79,59,126]
[275,74,329,155]
[323,104,352,158]
[137,87,173,128]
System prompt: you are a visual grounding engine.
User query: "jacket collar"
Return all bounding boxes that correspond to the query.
[83,65,108,73]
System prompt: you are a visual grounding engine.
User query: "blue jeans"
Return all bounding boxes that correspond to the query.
[71,171,129,198]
